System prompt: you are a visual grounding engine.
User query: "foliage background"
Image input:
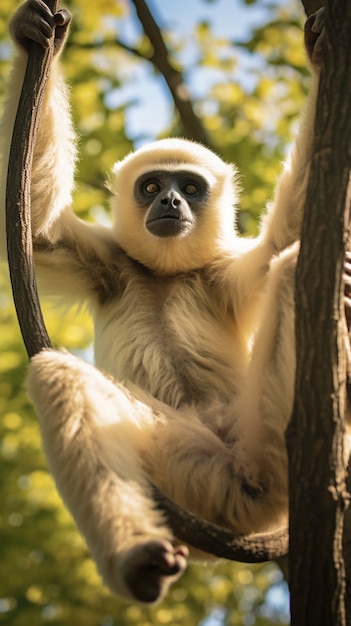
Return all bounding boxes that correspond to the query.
[0,0,310,624]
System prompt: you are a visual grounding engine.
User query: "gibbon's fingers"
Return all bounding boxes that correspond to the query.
[311,6,326,35]
[28,0,56,22]
[53,9,72,53]
[54,9,72,27]
[304,7,325,66]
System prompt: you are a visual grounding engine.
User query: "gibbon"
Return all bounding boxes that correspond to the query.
[0,2,333,604]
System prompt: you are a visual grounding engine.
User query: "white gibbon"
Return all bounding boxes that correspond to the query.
[0,2,332,604]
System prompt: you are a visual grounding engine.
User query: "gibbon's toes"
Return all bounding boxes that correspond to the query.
[123,540,189,603]
[304,7,325,66]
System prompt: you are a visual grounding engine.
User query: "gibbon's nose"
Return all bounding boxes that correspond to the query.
[160,191,181,209]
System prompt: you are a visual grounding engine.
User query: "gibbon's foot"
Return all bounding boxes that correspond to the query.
[304,7,325,67]
[113,540,189,603]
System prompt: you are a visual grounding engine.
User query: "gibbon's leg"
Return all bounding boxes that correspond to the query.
[141,246,298,534]
[27,350,188,603]
[233,245,298,489]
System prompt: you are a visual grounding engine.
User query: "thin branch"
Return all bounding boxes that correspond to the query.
[71,38,147,60]
[153,486,288,562]
[5,2,57,356]
[130,0,212,148]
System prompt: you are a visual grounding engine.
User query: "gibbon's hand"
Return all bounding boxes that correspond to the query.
[304,7,325,68]
[10,0,72,56]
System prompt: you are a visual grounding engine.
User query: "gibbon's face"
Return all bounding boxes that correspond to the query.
[110,138,238,274]
[134,169,210,238]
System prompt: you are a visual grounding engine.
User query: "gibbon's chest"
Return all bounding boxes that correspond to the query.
[94,269,249,408]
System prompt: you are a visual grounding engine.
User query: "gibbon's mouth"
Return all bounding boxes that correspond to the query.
[146,216,192,238]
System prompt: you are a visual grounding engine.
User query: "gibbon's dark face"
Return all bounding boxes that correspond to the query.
[134,170,210,238]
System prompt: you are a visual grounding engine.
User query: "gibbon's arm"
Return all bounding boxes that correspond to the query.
[213,9,325,323]
[0,5,74,245]
[0,1,117,298]
[260,10,323,252]
[260,77,319,252]
[221,71,319,319]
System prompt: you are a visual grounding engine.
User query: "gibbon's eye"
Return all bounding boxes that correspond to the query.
[143,180,161,195]
[182,182,199,196]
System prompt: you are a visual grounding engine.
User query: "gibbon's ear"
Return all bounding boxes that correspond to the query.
[109,138,240,274]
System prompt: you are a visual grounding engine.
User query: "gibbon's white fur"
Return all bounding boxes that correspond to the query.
[0,2,336,604]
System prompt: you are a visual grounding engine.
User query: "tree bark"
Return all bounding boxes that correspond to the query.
[287,3,351,624]
[301,0,325,16]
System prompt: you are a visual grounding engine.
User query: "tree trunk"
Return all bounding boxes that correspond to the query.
[287,3,351,624]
